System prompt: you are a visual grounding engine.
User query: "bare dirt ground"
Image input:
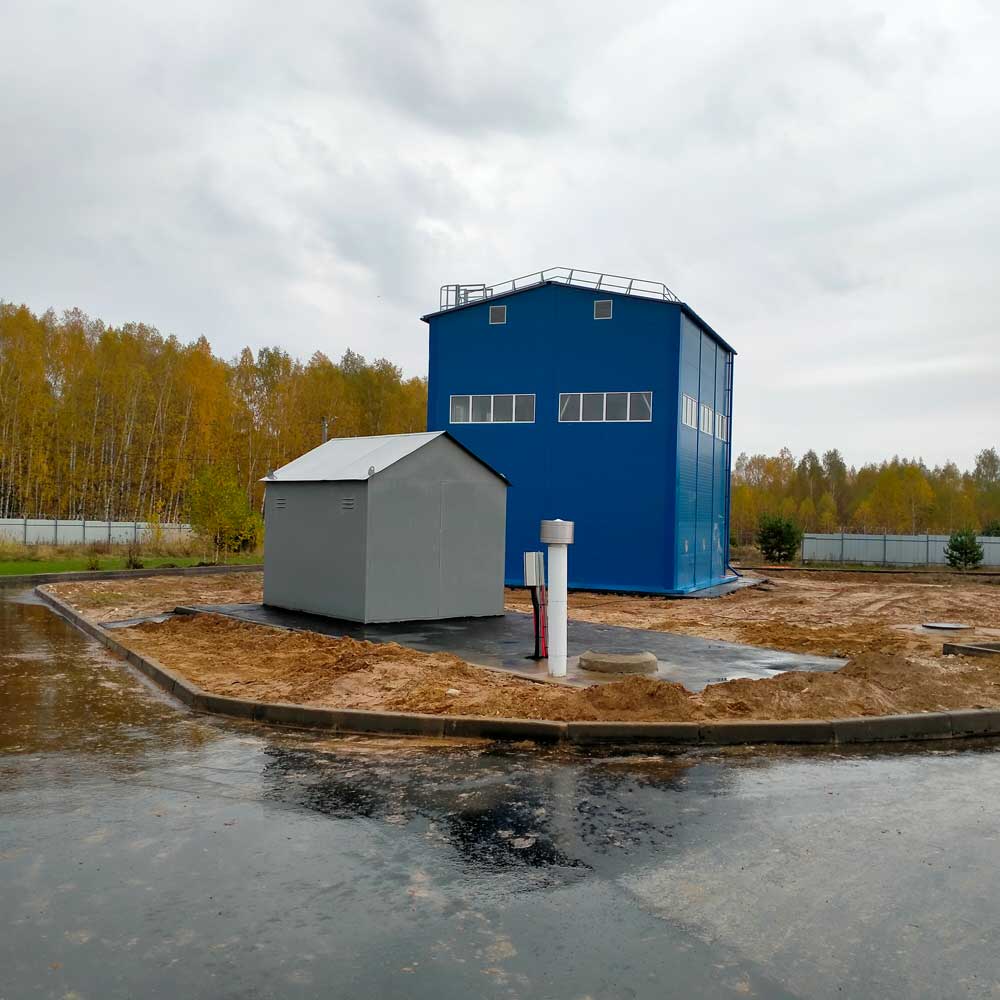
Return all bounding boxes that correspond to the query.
[86,612,1000,722]
[50,573,263,623]
[45,569,1000,723]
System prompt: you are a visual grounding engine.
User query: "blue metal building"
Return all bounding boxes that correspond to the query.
[422,267,736,594]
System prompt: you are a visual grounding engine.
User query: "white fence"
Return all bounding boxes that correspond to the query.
[0,518,194,546]
[802,533,1000,568]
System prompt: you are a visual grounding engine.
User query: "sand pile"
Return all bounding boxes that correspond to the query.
[110,613,1000,723]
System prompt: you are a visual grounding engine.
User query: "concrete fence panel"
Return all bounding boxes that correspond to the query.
[0,518,194,546]
[802,532,1000,567]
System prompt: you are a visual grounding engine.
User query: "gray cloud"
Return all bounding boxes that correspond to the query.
[2,0,998,468]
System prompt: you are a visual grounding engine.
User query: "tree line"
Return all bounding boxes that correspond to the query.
[731,447,1000,543]
[4,301,998,541]
[0,303,427,522]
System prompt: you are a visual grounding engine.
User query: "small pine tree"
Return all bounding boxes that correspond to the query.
[945,528,984,571]
[756,513,804,563]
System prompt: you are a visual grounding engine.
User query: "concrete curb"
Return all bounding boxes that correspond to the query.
[2,563,262,588]
[34,585,1000,748]
[943,641,1000,658]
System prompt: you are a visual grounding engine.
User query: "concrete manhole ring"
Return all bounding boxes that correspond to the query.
[578,650,658,675]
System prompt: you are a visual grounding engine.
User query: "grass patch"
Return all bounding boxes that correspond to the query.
[0,553,261,577]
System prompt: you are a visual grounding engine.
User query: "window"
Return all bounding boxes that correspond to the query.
[715,412,729,441]
[594,299,613,320]
[582,392,604,421]
[493,394,514,422]
[472,395,492,422]
[605,392,628,421]
[629,391,652,422]
[489,304,506,325]
[559,391,653,423]
[681,394,698,429]
[450,396,471,423]
[559,392,580,421]
[449,393,534,423]
[700,402,714,435]
[514,394,535,422]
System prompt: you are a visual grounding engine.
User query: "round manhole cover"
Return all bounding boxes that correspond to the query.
[922,622,971,631]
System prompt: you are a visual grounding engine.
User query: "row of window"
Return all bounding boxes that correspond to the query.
[681,393,729,441]
[450,394,536,423]
[449,391,653,424]
[558,391,651,422]
[450,390,730,436]
[488,300,614,325]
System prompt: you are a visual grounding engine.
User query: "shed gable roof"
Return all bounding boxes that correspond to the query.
[262,431,507,484]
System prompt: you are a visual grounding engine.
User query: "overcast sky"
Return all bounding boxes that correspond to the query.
[3,0,998,469]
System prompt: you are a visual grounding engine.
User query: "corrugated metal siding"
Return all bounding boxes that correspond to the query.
[676,320,700,590]
[713,345,728,583]
[674,316,732,592]
[427,282,681,592]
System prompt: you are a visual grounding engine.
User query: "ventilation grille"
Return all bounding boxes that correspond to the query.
[273,497,287,510]
[341,497,356,511]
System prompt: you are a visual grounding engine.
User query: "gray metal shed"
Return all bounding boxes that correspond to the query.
[261,431,508,623]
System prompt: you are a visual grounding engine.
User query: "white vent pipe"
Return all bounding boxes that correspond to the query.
[540,519,574,677]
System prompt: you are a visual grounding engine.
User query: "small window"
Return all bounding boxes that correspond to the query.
[559,392,581,421]
[472,395,492,422]
[715,413,729,441]
[492,394,514,422]
[582,392,605,421]
[489,304,506,325]
[514,394,535,422]
[450,395,471,423]
[629,391,652,422]
[594,299,613,320]
[605,391,628,421]
[681,394,697,429]
[700,403,714,435]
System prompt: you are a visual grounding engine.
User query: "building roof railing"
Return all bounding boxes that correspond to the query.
[437,267,681,312]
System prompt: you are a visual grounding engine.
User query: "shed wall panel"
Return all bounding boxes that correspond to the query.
[365,435,507,621]
[262,483,367,620]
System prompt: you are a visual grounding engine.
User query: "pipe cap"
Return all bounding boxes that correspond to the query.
[540,519,574,545]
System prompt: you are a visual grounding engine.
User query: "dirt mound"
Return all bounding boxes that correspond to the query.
[107,613,1000,724]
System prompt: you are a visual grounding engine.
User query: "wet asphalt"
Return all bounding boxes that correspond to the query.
[3,586,1000,999]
